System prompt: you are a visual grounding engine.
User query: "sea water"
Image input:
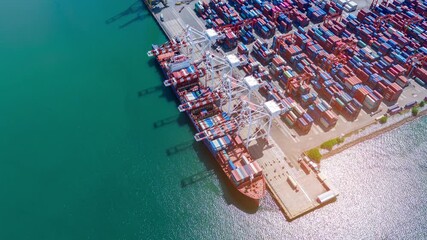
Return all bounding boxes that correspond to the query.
[0,1,426,239]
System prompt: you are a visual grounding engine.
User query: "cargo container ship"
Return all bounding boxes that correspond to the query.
[151,46,266,204]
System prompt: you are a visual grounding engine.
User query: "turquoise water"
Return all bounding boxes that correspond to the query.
[0,1,426,239]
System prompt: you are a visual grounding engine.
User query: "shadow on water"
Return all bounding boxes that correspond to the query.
[161,116,259,212]
[153,113,187,128]
[137,79,177,103]
[185,141,259,214]
[105,0,149,29]
[137,84,178,103]
[105,1,143,24]
[181,169,215,188]
[137,85,163,97]
[147,57,167,76]
[165,139,195,156]
[118,13,150,29]
[136,8,258,212]
[143,59,180,103]
[148,57,160,68]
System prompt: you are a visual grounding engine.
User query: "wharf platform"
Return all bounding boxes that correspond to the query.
[145,0,338,220]
[143,0,426,220]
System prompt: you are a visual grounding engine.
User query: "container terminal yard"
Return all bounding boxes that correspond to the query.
[144,0,427,220]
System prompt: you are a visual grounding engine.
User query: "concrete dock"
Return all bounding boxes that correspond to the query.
[144,0,427,220]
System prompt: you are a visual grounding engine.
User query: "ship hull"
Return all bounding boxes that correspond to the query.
[172,83,266,203]
[155,53,266,203]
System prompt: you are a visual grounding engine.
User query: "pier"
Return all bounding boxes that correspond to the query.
[144,0,427,220]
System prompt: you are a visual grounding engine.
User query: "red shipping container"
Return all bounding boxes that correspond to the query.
[376,81,387,93]
[357,9,369,21]
[396,75,408,88]
[322,110,337,123]
[356,68,369,82]
[392,64,406,75]
[389,82,403,93]
[370,67,379,75]
[414,67,427,83]
[383,56,394,64]
[373,90,384,101]
[354,87,369,103]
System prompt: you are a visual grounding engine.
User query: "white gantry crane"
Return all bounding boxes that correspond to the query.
[184,27,247,89]
[204,51,247,89]
[177,90,223,112]
[194,72,282,149]
[193,96,281,149]
[147,37,188,57]
[185,27,224,62]
[163,66,206,87]
[237,97,282,149]
[147,25,222,59]
[216,74,263,116]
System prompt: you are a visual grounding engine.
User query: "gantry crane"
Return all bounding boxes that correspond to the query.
[405,53,427,77]
[204,51,247,89]
[286,72,313,90]
[191,73,260,141]
[216,74,264,115]
[147,26,225,61]
[323,12,342,29]
[235,97,281,149]
[402,16,423,33]
[147,37,189,57]
[194,118,239,141]
[214,18,257,33]
[194,96,281,149]
[163,67,207,87]
[177,90,223,112]
[374,15,394,30]
[271,32,295,53]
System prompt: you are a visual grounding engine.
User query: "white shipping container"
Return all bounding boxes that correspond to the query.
[344,1,358,12]
[289,111,298,120]
[333,0,349,4]
[317,190,336,203]
[287,176,298,189]
[319,117,330,129]
[294,105,304,117]
[363,95,376,109]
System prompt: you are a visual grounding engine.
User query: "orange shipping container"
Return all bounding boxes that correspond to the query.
[389,82,403,93]
[157,52,175,62]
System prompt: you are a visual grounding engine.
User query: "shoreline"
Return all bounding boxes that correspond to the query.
[322,109,427,160]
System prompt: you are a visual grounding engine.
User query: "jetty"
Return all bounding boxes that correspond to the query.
[144,0,427,220]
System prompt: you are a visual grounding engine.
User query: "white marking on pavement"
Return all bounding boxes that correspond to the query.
[315,125,323,134]
[312,126,319,135]
[274,119,299,143]
[184,7,205,31]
